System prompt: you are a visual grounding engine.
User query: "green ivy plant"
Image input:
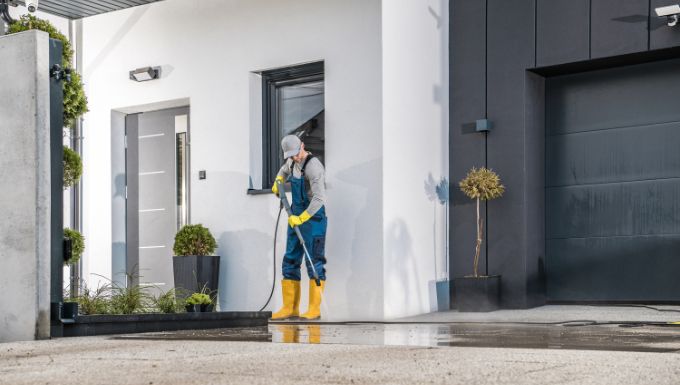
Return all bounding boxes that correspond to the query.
[459,167,505,277]
[63,71,88,127]
[63,146,82,189]
[173,224,217,256]
[9,14,88,128]
[8,14,73,65]
[63,227,85,265]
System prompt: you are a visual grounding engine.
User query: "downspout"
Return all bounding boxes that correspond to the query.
[69,18,84,297]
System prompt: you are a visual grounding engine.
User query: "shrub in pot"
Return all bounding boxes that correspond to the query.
[172,224,219,304]
[63,146,83,189]
[455,167,505,312]
[63,228,85,265]
[185,293,212,313]
[62,228,85,317]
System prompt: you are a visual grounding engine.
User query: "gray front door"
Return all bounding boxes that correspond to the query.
[126,107,190,290]
[546,59,680,302]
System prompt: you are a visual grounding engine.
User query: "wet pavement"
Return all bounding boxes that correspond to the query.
[113,321,680,353]
[4,313,680,385]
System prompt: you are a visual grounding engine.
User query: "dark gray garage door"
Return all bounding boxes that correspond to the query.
[546,58,680,302]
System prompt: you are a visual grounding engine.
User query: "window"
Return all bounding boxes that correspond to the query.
[262,62,325,188]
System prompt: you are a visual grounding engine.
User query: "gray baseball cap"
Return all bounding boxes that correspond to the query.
[281,134,302,159]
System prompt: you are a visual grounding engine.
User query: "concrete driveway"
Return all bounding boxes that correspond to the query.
[1,305,679,385]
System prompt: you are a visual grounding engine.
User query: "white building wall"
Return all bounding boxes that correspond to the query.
[382,0,449,318]
[80,0,384,320]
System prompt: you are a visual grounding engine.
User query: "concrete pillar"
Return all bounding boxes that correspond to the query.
[0,30,51,342]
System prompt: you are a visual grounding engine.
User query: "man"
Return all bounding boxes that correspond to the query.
[271,134,327,320]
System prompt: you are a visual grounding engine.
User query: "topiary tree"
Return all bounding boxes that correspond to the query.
[459,167,505,277]
[63,146,82,189]
[173,224,217,256]
[8,14,88,128]
[63,227,85,265]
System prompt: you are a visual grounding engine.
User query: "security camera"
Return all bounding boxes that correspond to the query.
[26,0,38,13]
[655,4,680,26]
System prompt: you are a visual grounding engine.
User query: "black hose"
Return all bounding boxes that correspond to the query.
[268,319,680,327]
[259,204,283,312]
[585,304,680,313]
[1,0,14,25]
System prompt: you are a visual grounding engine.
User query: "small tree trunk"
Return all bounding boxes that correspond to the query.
[473,197,483,277]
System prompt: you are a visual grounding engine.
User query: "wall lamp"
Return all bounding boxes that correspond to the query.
[129,67,161,82]
[655,4,680,27]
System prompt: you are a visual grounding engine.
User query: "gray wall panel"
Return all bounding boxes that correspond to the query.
[591,0,649,58]
[524,72,546,307]
[486,0,536,308]
[547,179,680,239]
[547,122,680,187]
[547,236,680,301]
[452,0,680,307]
[650,0,680,50]
[450,0,488,285]
[537,0,590,67]
[546,59,680,135]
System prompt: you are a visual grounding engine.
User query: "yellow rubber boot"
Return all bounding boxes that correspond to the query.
[300,280,325,320]
[271,279,300,320]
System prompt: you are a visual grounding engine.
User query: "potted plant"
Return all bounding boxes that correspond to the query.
[172,224,219,304]
[185,293,212,313]
[455,167,505,312]
[63,146,83,189]
[62,228,85,318]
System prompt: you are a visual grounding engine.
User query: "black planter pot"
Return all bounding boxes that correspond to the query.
[200,304,214,313]
[454,275,501,312]
[185,304,201,313]
[61,302,79,319]
[173,255,220,299]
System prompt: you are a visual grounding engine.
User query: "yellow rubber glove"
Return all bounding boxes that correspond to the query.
[271,175,285,196]
[288,211,311,227]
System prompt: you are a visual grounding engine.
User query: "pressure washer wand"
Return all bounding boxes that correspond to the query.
[276,180,321,287]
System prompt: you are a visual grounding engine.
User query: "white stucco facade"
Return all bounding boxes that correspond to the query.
[71,0,447,320]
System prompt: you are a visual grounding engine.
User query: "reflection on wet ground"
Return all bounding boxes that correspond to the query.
[113,322,680,353]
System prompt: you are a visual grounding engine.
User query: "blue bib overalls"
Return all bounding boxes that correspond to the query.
[282,160,327,281]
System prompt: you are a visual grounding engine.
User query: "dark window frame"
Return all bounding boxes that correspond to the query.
[262,61,324,189]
